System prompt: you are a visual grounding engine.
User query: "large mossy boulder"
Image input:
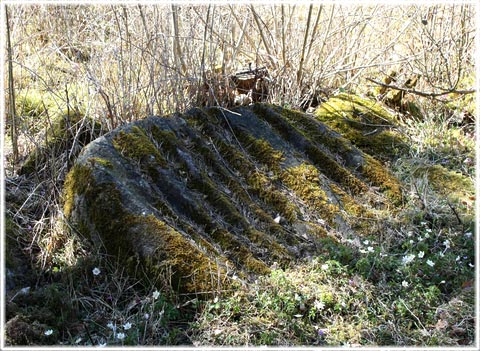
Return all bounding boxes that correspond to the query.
[63,102,403,294]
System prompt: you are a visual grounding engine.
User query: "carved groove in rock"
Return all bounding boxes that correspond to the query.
[64,100,404,294]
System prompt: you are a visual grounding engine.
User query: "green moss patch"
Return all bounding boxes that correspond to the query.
[413,164,474,206]
[315,93,407,160]
[281,163,339,225]
[63,164,93,218]
[138,215,224,294]
[362,155,403,205]
[112,125,167,169]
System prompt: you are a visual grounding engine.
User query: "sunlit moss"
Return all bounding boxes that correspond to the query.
[237,132,285,172]
[63,164,92,218]
[139,215,225,294]
[281,163,339,224]
[251,103,367,195]
[315,93,407,159]
[414,164,474,208]
[361,155,403,205]
[112,125,166,168]
[329,183,370,218]
[86,157,113,168]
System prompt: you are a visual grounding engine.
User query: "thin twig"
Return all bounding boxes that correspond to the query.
[250,4,276,68]
[83,322,95,345]
[366,77,476,98]
[446,201,463,225]
[6,6,18,163]
[399,299,428,333]
[297,4,313,85]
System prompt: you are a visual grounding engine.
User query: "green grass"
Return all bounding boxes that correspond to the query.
[190,217,474,346]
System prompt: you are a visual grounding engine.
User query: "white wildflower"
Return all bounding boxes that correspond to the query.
[152,290,160,300]
[363,240,370,245]
[443,240,450,249]
[424,232,430,239]
[402,254,415,265]
[367,246,374,253]
[426,259,435,267]
[123,322,132,330]
[107,322,115,331]
[418,251,425,258]
[44,329,53,336]
[456,256,461,262]
[402,280,409,287]
[314,300,325,310]
[321,264,329,271]
[465,232,472,238]
[468,263,474,268]
[116,332,125,340]
[92,267,101,276]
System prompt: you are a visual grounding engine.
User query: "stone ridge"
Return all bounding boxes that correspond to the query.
[63,102,403,294]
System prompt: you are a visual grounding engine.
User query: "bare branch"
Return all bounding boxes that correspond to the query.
[366,77,476,98]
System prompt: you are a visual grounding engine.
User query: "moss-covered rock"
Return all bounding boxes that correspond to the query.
[315,93,407,160]
[63,102,405,295]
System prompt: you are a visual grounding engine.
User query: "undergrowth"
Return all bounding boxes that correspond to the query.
[3,3,476,348]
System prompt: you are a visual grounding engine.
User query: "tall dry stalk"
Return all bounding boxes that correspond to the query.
[297,4,313,85]
[171,4,186,75]
[250,4,276,69]
[197,4,211,105]
[6,5,18,164]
